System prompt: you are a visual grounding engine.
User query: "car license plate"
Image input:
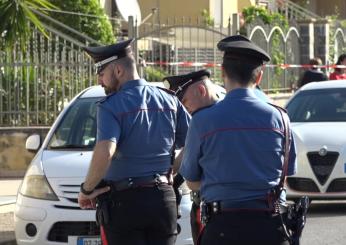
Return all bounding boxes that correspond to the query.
[77,236,101,245]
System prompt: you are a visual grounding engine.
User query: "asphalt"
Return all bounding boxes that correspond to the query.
[0,179,22,245]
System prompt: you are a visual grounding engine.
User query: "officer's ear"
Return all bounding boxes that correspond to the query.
[113,63,123,78]
[197,83,207,97]
[255,67,264,86]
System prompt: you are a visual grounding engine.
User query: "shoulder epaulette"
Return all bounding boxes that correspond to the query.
[156,86,176,96]
[267,102,288,113]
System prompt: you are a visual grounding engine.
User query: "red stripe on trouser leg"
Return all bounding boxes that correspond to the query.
[196,207,204,234]
[196,208,205,245]
[100,225,108,245]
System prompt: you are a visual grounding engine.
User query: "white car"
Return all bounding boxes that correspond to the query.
[285,80,346,200]
[15,84,193,245]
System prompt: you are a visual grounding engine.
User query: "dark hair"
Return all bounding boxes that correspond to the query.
[222,59,262,85]
[335,54,346,73]
[309,57,322,69]
[115,55,136,70]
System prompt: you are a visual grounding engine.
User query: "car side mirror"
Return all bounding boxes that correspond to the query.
[26,134,41,152]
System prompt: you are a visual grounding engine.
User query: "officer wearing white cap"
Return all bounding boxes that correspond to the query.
[78,39,190,245]
[180,35,297,244]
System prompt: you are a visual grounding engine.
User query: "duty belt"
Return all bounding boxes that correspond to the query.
[110,174,169,191]
[204,199,284,214]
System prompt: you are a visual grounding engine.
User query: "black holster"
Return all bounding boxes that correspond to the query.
[173,173,184,206]
[95,180,112,226]
[280,196,309,245]
[200,201,212,225]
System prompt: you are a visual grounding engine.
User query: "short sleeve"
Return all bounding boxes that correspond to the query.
[175,99,191,148]
[287,131,297,176]
[179,118,202,181]
[96,103,121,143]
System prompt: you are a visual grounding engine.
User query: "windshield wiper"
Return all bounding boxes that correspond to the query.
[48,144,93,149]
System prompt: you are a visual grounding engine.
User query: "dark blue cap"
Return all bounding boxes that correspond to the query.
[83,39,134,74]
[217,35,270,64]
[164,69,211,100]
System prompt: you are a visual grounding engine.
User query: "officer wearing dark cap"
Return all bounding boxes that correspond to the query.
[180,35,297,245]
[78,39,190,245]
[164,69,221,245]
[164,69,221,113]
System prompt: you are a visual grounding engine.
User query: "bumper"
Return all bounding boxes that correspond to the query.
[15,193,193,245]
[15,194,97,245]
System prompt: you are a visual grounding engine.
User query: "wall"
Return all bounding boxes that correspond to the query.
[99,0,112,16]
[0,127,49,178]
[139,0,209,25]
[292,0,346,19]
[220,0,239,27]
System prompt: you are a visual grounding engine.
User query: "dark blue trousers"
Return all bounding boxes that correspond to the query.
[101,184,177,245]
[200,211,290,245]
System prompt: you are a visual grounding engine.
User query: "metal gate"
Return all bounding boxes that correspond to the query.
[0,23,98,127]
[130,17,231,84]
[246,19,300,92]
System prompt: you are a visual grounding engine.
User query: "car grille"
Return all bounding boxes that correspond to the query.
[286,177,320,192]
[307,152,339,185]
[48,222,100,242]
[58,183,81,207]
[326,178,346,192]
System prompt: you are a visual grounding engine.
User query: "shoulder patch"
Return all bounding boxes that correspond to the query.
[156,86,176,96]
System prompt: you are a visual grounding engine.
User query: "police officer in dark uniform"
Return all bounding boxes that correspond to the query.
[180,35,297,245]
[77,39,190,245]
[164,69,220,245]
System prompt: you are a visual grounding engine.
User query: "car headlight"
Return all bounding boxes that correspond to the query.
[20,174,59,201]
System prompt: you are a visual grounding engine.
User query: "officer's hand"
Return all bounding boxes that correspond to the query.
[78,186,110,209]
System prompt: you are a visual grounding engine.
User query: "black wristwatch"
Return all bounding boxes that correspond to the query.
[80,182,94,195]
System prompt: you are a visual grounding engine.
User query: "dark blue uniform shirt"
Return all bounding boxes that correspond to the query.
[180,88,297,203]
[97,79,190,181]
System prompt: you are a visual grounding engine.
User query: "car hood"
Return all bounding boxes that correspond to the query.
[42,150,93,178]
[292,122,346,149]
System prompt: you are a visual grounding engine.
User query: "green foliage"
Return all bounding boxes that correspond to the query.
[241,6,289,92]
[242,6,288,28]
[144,67,168,82]
[201,9,214,27]
[0,0,57,50]
[48,0,116,44]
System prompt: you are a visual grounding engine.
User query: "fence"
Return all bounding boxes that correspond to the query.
[2,13,346,127]
[132,16,301,92]
[0,25,96,127]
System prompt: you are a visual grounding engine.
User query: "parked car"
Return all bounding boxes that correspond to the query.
[14,83,194,245]
[285,80,346,200]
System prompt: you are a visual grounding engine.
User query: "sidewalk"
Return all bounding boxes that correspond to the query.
[270,92,293,107]
[0,179,22,245]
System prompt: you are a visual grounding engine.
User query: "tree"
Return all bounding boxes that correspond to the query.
[48,0,117,44]
[0,0,56,50]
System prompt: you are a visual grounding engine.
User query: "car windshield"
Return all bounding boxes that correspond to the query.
[286,88,346,122]
[48,97,101,150]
